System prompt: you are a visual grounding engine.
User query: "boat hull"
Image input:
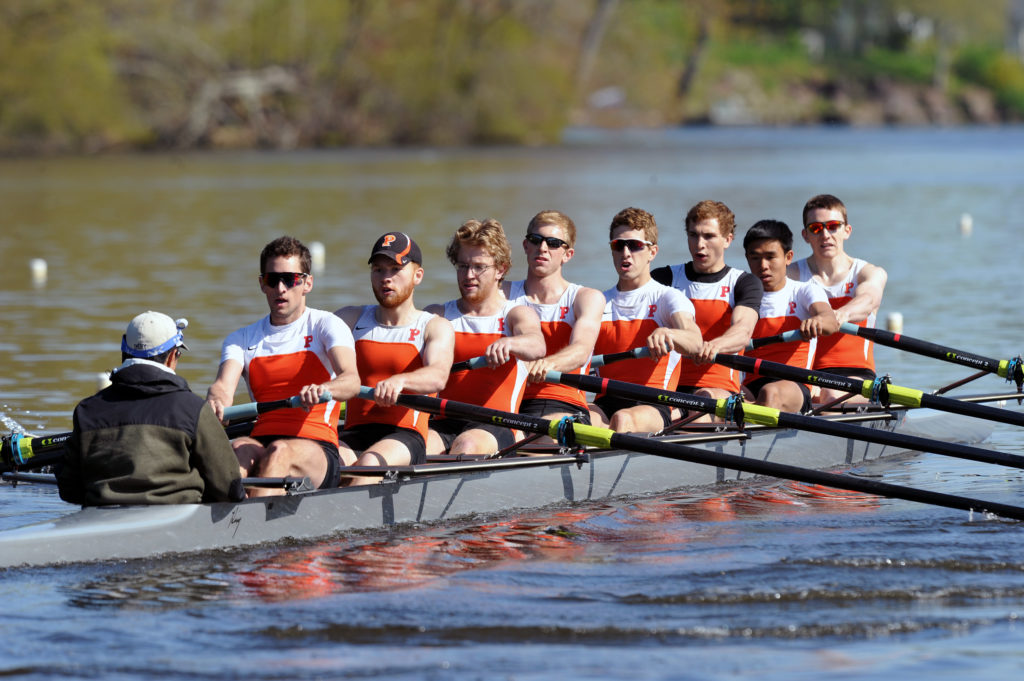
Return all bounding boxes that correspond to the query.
[0,410,993,568]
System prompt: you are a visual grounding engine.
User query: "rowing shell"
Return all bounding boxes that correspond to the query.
[0,408,993,569]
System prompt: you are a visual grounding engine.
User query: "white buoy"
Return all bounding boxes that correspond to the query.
[96,371,112,392]
[310,241,326,274]
[30,258,47,287]
[886,311,904,333]
[958,213,973,237]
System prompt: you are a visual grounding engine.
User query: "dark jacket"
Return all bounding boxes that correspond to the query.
[57,362,244,506]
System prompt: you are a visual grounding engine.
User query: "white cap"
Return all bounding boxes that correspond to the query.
[121,311,189,358]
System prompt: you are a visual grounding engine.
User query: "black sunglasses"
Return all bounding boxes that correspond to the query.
[525,233,569,250]
[260,272,309,288]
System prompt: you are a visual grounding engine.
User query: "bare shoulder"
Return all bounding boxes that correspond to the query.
[425,313,454,339]
[575,285,606,313]
[859,260,888,285]
[507,302,541,327]
[334,305,363,326]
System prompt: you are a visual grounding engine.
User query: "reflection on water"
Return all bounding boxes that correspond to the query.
[59,478,894,611]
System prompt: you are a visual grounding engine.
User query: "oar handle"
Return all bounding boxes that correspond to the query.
[222,392,331,422]
[450,356,489,372]
[589,347,652,368]
[747,330,802,350]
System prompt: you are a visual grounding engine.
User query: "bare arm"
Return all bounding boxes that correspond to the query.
[835,263,887,325]
[800,301,839,340]
[372,315,455,406]
[298,345,361,408]
[525,286,604,382]
[484,305,546,367]
[693,305,759,363]
[647,310,703,360]
[206,359,243,421]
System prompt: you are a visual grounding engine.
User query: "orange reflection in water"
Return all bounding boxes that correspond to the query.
[236,482,881,602]
[237,510,591,601]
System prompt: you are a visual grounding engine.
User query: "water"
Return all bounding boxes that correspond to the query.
[2,127,1024,679]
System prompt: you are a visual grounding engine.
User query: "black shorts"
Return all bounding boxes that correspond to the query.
[429,417,516,451]
[252,436,340,489]
[745,378,812,414]
[339,424,427,465]
[593,394,672,429]
[818,366,877,381]
[519,398,592,425]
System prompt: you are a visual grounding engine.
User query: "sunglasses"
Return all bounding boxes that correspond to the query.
[260,272,309,288]
[525,233,569,250]
[805,220,845,235]
[609,238,653,252]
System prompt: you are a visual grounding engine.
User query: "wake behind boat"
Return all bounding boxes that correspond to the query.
[0,405,995,569]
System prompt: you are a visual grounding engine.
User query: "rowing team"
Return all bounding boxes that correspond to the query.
[56,193,885,507]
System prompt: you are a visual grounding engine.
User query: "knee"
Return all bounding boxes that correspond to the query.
[609,411,635,433]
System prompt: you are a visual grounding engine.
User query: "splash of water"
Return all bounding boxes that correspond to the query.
[1,408,36,437]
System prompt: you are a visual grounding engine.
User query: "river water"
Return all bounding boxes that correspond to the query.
[2,127,1024,679]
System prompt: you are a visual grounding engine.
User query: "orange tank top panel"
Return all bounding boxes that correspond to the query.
[221,308,351,444]
[345,306,433,436]
[667,265,744,391]
[595,280,694,390]
[507,280,589,409]
[745,279,827,385]
[796,258,875,371]
[440,299,527,412]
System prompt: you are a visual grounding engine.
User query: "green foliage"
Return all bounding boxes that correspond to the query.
[853,46,936,84]
[0,0,144,151]
[0,0,1021,153]
[955,45,1024,115]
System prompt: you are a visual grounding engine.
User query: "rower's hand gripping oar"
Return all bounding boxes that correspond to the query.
[220,392,332,423]
[838,322,1024,393]
[546,370,1024,473]
[713,352,1024,430]
[362,387,1024,522]
[0,392,331,473]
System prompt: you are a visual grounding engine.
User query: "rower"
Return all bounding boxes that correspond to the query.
[589,207,702,433]
[335,232,455,485]
[58,311,244,506]
[207,236,360,496]
[424,219,546,456]
[651,200,763,414]
[742,219,838,412]
[787,194,887,404]
[505,210,605,427]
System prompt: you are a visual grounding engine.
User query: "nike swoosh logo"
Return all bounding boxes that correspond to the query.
[354,325,369,331]
[247,345,258,350]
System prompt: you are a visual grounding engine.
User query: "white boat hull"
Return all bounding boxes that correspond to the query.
[0,409,994,568]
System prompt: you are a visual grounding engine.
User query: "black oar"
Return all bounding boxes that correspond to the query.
[747,329,802,350]
[355,387,1024,522]
[714,352,1024,429]
[547,371,1024,472]
[0,393,329,473]
[839,322,1024,390]
[451,346,655,374]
